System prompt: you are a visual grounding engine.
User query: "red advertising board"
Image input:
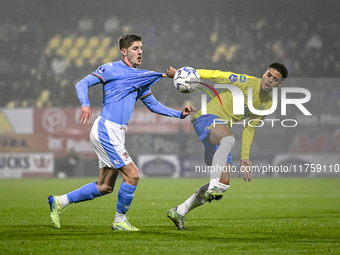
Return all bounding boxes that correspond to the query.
[31,107,191,158]
[34,108,100,135]
[34,107,191,135]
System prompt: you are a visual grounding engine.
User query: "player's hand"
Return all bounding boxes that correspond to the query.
[166,67,177,78]
[239,159,253,181]
[181,105,196,118]
[79,106,92,124]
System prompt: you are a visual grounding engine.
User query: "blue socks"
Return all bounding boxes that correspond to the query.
[67,182,102,203]
[116,181,136,214]
[65,180,137,216]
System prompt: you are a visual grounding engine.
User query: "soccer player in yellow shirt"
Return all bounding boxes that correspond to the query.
[166,62,288,230]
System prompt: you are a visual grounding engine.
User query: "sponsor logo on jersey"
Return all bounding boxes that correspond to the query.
[229,74,238,82]
[97,66,106,74]
[240,75,246,82]
[138,70,155,76]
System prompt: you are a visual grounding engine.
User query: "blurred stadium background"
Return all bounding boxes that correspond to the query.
[0,0,339,179]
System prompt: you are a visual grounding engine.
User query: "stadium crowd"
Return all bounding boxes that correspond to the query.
[0,1,339,108]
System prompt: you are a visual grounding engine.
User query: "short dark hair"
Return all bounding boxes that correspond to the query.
[269,62,288,79]
[118,33,142,50]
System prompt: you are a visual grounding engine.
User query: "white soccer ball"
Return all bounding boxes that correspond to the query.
[173,66,200,93]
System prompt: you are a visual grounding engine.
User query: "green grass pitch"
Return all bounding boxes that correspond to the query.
[0,177,339,254]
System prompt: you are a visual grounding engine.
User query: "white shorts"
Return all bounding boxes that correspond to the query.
[90,116,132,169]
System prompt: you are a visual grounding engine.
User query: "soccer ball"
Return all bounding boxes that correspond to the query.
[173,66,200,93]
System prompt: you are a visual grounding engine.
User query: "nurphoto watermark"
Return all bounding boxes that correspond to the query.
[195,164,340,175]
[200,84,312,127]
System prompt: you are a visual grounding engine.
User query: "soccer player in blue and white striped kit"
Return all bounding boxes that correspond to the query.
[48,34,195,231]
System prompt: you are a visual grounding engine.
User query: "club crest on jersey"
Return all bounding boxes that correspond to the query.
[97,66,106,74]
[229,74,238,82]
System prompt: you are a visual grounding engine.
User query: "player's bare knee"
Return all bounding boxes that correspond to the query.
[124,172,139,186]
[97,184,114,195]
[209,125,234,144]
[129,172,140,185]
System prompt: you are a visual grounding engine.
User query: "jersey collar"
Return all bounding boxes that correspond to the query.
[121,59,133,68]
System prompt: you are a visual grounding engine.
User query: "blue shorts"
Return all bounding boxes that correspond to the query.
[193,114,232,166]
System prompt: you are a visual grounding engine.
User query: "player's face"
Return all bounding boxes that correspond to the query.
[260,68,283,94]
[121,41,143,68]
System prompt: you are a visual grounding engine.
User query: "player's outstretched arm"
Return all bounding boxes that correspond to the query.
[166,67,177,78]
[239,159,253,182]
[141,92,184,119]
[79,106,92,124]
[181,105,196,118]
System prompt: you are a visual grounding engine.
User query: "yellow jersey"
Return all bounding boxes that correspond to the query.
[193,69,273,160]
